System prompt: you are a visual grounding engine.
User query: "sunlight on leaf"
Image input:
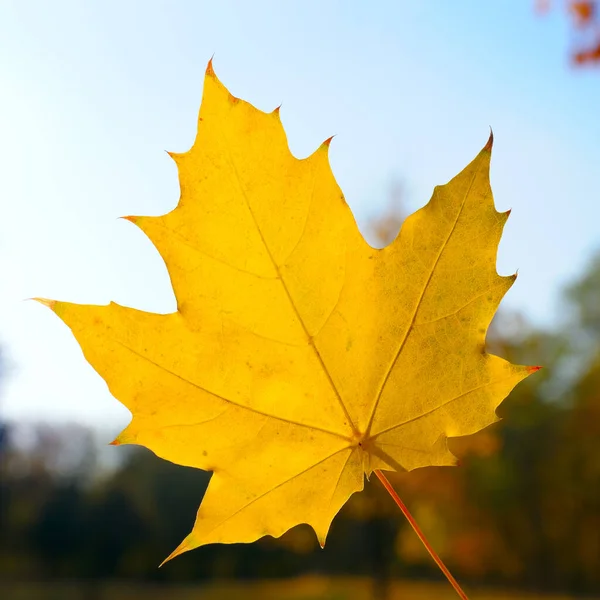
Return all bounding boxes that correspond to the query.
[39,60,538,563]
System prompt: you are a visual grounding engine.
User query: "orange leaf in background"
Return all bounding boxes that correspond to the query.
[571,1,595,25]
[538,1,600,64]
[38,61,539,564]
[569,1,600,64]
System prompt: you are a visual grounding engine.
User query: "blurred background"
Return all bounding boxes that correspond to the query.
[1,1,600,599]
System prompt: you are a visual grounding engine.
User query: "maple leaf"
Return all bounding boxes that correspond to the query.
[39,61,538,563]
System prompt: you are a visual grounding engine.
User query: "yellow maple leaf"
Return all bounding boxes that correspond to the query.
[39,61,539,563]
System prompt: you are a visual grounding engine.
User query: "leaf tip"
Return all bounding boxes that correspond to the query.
[32,297,57,311]
[483,128,494,152]
[314,526,328,549]
[527,365,543,374]
[120,215,138,224]
[319,135,336,153]
[160,541,189,567]
[206,56,216,78]
[165,150,185,164]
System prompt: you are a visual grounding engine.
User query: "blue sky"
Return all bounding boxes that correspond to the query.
[1,1,599,427]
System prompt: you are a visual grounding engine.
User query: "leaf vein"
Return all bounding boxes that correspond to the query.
[220,137,357,434]
[370,374,515,439]
[201,446,352,537]
[365,166,482,436]
[414,278,510,326]
[114,339,348,440]
[147,219,278,280]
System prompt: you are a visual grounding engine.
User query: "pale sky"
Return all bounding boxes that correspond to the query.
[1,1,599,429]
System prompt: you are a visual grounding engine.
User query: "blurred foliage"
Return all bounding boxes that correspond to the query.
[2,211,600,597]
[538,0,600,64]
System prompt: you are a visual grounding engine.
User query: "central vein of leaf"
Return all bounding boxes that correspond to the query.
[363,165,481,439]
[221,139,358,438]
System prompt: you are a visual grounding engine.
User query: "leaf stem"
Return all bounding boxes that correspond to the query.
[374,469,469,600]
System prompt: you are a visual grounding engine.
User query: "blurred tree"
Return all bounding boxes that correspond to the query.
[537,0,600,64]
[32,481,85,578]
[0,345,7,456]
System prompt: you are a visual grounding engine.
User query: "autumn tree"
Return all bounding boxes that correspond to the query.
[538,0,600,64]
